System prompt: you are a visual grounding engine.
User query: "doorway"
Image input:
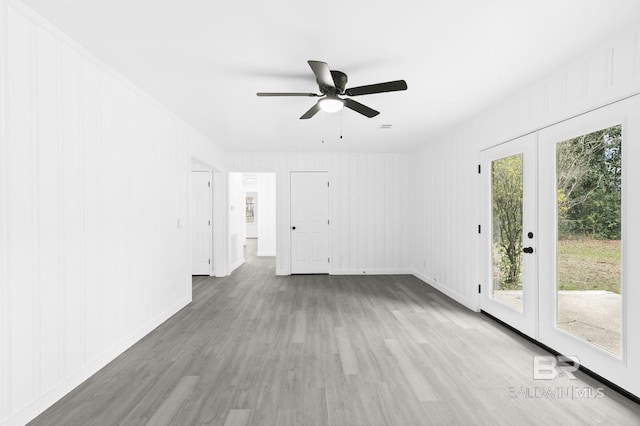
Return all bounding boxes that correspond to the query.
[227,172,277,273]
[480,95,640,397]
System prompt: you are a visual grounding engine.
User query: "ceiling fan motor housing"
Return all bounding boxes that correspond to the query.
[328,70,347,94]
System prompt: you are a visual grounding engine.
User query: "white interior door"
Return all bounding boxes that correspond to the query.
[290,171,329,274]
[191,170,212,275]
[538,96,640,396]
[480,133,537,338]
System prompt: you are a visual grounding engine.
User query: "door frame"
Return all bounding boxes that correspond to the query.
[479,133,538,339]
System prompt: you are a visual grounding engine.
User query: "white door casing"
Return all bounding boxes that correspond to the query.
[191,170,212,275]
[290,171,330,274]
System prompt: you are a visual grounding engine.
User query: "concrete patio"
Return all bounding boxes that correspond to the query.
[493,290,621,355]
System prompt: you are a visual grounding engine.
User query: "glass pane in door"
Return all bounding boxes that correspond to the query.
[491,154,524,312]
[556,125,622,355]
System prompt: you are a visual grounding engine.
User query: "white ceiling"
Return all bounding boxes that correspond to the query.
[20,0,640,153]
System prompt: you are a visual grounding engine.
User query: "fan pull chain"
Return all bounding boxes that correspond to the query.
[321,111,325,143]
[340,109,343,139]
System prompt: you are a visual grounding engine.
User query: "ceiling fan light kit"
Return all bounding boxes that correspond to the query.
[318,96,344,113]
[257,60,407,119]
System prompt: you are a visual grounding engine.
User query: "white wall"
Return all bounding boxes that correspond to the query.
[411,134,479,309]
[0,1,224,424]
[224,153,412,275]
[227,172,246,272]
[256,174,276,256]
[411,21,640,311]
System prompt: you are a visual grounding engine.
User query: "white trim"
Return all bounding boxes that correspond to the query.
[256,251,276,257]
[229,257,245,274]
[412,271,478,312]
[331,269,412,276]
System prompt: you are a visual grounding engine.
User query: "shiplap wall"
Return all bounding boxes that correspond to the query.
[0,1,223,424]
[412,132,479,309]
[225,153,412,275]
[411,22,640,310]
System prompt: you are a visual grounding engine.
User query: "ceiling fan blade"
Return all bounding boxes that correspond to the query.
[308,60,336,90]
[343,98,379,118]
[257,92,319,97]
[300,102,322,119]
[345,80,407,96]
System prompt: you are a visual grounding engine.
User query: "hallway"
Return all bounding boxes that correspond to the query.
[30,241,640,425]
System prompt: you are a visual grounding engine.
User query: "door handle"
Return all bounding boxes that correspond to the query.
[523,247,534,254]
[292,226,296,230]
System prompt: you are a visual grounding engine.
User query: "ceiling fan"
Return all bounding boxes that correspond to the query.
[257,60,407,119]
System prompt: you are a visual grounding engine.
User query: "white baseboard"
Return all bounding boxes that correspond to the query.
[330,269,412,275]
[412,270,478,312]
[276,268,290,276]
[3,296,191,426]
[256,251,276,257]
[228,257,245,274]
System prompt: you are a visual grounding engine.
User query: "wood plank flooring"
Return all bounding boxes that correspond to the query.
[30,240,640,425]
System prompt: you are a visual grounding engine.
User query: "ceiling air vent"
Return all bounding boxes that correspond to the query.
[378,124,393,130]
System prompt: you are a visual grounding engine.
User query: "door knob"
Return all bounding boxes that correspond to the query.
[292,226,296,230]
[523,247,534,254]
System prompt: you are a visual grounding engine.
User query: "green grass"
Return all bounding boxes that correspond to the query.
[557,238,621,293]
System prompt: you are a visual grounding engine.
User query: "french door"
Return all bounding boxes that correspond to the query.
[480,133,537,339]
[538,96,639,394]
[481,96,640,397]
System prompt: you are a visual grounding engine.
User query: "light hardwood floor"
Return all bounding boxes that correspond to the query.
[30,240,640,425]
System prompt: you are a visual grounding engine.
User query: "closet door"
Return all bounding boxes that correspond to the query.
[290,172,330,274]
